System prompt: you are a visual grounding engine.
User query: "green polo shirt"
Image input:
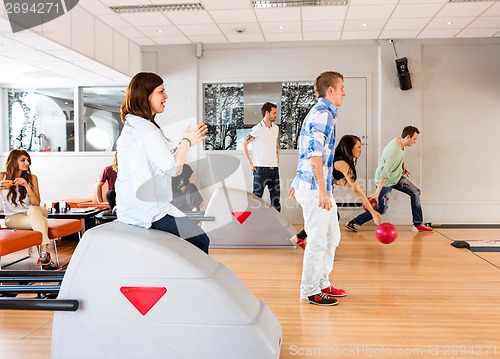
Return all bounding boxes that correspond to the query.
[375,138,405,187]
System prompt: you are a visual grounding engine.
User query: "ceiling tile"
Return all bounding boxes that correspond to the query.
[398,0,447,4]
[164,11,214,25]
[302,6,347,21]
[114,26,148,38]
[45,49,95,62]
[384,18,430,31]
[379,29,421,39]
[418,28,461,38]
[303,20,343,33]
[177,24,222,36]
[344,19,387,31]
[303,32,341,41]
[78,0,115,15]
[35,61,85,72]
[0,36,34,51]
[265,33,302,42]
[260,21,301,34]
[119,12,171,26]
[218,22,262,35]
[436,2,493,18]
[341,30,381,40]
[467,16,500,29]
[96,14,134,27]
[255,8,301,22]
[200,0,252,10]
[3,50,61,62]
[151,36,191,45]
[225,33,265,43]
[99,0,153,6]
[392,4,443,19]
[188,34,228,43]
[350,0,397,4]
[5,35,68,51]
[458,28,500,38]
[209,9,257,24]
[137,25,184,37]
[483,2,500,16]
[128,37,157,46]
[426,17,474,30]
[347,5,396,19]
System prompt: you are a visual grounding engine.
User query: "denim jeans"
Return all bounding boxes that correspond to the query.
[151,214,210,254]
[295,189,340,299]
[252,167,281,212]
[352,176,423,226]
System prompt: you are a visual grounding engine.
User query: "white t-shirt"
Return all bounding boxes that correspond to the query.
[0,175,30,216]
[115,114,185,229]
[249,120,279,167]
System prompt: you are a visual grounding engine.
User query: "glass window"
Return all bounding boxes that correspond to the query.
[4,86,125,152]
[203,81,315,150]
[82,87,124,152]
[8,88,75,152]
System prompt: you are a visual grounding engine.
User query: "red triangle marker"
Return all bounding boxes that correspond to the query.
[231,211,251,224]
[120,286,167,316]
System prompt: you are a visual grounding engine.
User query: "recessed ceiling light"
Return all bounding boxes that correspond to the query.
[278,26,285,30]
[157,29,163,33]
[446,22,453,25]
[110,3,203,13]
[362,23,367,27]
[253,0,348,8]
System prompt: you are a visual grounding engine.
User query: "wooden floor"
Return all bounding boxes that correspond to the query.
[1,225,499,358]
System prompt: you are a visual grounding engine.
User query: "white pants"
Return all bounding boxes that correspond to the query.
[5,206,50,245]
[295,189,341,299]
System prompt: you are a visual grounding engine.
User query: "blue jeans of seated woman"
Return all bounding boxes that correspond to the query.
[352,176,423,226]
[151,214,210,254]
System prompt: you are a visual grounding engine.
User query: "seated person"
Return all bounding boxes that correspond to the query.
[1,149,59,270]
[171,164,204,212]
[97,153,118,210]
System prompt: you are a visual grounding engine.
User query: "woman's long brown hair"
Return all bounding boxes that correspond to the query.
[4,149,32,206]
[120,72,164,128]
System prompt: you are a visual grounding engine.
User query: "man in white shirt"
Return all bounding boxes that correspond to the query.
[242,102,281,212]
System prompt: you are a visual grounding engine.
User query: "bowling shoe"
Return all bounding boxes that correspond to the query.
[289,235,306,250]
[412,224,433,232]
[301,293,338,306]
[37,252,61,271]
[345,221,358,232]
[321,286,347,297]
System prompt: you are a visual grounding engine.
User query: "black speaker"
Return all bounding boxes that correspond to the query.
[395,57,412,91]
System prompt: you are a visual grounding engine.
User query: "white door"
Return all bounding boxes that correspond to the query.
[333,76,368,207]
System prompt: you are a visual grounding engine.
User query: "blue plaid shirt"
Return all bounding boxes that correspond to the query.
[291,98,338,193]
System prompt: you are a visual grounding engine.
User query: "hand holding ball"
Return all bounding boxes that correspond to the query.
[362,198,378,212]
[375,222,397,244]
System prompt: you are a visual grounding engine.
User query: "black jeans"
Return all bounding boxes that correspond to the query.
[151,214,210,254]
[252,167,281,212]
[106,190,116,210]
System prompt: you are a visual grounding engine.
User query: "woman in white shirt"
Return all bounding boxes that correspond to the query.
[116,72,210,253]
[0,149,59,270]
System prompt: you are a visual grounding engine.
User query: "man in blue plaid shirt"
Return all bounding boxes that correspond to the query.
[290,71,346,306]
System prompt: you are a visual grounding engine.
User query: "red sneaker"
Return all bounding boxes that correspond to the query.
[321,286,347,297]
[289,235,306,250]
[412,224,433,233]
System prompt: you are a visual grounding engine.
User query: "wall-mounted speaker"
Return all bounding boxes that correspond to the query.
[395,57,412,91]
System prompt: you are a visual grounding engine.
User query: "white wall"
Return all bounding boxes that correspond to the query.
[2,38,500,225]
[141,38,500,225]
[0,153,114,208]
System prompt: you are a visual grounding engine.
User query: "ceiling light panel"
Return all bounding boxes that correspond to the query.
[253,0,348,8]
[110,3,204,13]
